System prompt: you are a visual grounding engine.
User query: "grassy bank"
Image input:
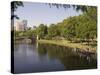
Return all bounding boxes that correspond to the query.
[38,39,96,53]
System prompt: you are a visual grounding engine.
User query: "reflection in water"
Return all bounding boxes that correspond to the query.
[14,42,97,73]
[38,44,97,70]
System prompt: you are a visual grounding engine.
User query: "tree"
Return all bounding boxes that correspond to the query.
[61,16,79,42]
[48,3,92,12]
[11,1,23,31]
[48,24,60,39]
[75,7,97,45]
[11,1,23,20]
[37,24,48,39]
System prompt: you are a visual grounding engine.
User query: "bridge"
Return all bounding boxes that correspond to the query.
[15,35,39,43]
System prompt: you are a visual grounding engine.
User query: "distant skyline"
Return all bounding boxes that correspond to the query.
[14,2,82,27]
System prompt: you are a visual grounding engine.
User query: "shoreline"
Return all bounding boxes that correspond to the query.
[37,39,96,53]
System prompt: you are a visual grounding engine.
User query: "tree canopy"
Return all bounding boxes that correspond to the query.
[14,4,97,46]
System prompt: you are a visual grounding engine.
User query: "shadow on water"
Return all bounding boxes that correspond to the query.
[37,43,97,70]
[13,41,97,74]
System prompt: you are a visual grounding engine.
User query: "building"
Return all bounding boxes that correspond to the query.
[22,20,27,30]
[15,20,27,31]
[15,21,20,31]
[15,21,23,31]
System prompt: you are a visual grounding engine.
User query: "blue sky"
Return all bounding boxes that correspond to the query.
[15,2,82,27]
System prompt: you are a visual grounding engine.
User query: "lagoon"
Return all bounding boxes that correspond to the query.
[14,42,97,73]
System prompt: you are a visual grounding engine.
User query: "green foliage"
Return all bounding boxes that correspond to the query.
[14,6,97,46]
[48,3,93,12]
[48,7,96,45]
[11,1,23,20]
[14,31,21,37]
[14,31,26,37]
[48,24,60,39]
[63,17,78,41]
[37,24,48,39]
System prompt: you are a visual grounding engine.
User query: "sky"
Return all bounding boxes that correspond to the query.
[14,2,82,27]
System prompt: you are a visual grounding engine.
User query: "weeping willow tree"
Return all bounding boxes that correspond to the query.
[47,3,95,13]
[11,1,24,20]
[11,1,24,31]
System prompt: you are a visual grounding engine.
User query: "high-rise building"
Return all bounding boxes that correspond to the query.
[22,20,27,30]
[15,20,27,31]
[15,21,21,31]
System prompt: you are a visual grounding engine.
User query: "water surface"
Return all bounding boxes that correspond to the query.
[14,42,97,73]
